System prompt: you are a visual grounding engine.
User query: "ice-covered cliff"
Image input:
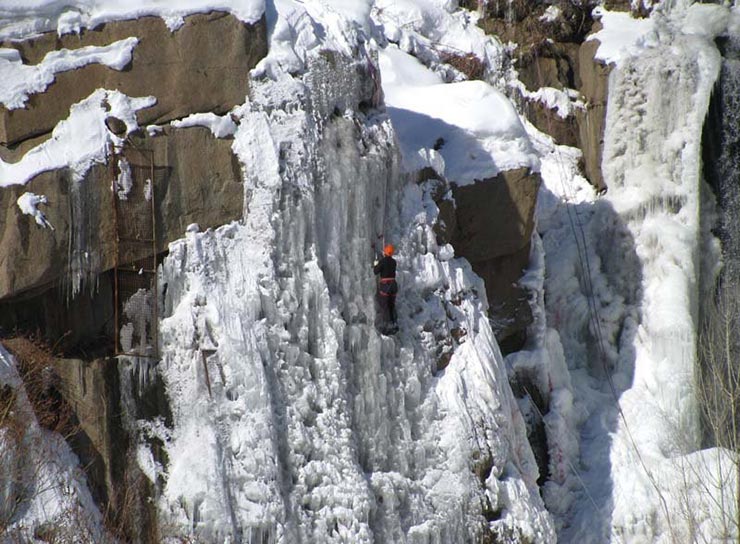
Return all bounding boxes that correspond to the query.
[5,0,740,542]
[0,0,555,542]
[148,50,552,541]
[530,2,740,542]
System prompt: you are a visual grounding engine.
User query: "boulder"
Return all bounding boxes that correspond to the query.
[0,11,267,146]
[450,168,540,262]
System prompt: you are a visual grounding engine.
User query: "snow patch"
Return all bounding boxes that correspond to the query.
[525,87,584,119]
[0,89,155,187]
[0,37,138,109]
[171,112,238,138]
[17,192,55,230]
[380,45,538,183]
[588,7,655,66]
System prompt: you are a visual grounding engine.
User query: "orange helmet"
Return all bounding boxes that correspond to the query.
[383,244,395,256]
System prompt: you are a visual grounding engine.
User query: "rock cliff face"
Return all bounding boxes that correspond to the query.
[468,0,612,190]
[0,12,266,331]
[0,12,266,146]
[0,15,266,536]
[435,168,541,351]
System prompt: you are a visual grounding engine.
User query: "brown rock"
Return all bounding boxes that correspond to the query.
[0,125,243,301]
[450,168,540,262]
[469,244,533,352]
[0,12,267,146]
[443,168,540,346]
[517,42,581,92]
[523,98,579,147]
[575,38,612,191]
[603,0,653,17]
[141,125,244,241]
[472,1,610,191]
[105,116,128,136]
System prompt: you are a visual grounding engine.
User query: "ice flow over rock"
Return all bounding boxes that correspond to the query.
[146,48,554,542]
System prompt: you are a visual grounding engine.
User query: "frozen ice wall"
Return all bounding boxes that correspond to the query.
[705,35,740,284]
[536,4,739,542]
[142,48,554,542]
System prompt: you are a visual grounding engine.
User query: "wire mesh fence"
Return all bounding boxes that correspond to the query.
[113,148,158,359]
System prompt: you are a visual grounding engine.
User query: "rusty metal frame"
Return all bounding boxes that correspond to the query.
[112,146,159,359]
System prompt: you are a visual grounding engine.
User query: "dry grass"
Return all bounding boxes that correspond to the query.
[440,51,486,80]
[3,336,76,437]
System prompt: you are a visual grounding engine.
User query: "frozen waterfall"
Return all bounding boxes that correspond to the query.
[129,50,555,542]
[536,5,739,542]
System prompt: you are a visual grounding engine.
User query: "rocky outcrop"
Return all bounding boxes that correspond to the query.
[0,12,267,146]
[434,168,541,351]
[471,0,613,191]
[0,10,267,306]
[1,337,165,540]
[0,125,243,302]
[576,37,611,192]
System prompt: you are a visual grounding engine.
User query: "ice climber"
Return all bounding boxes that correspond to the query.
[373,244,398,333]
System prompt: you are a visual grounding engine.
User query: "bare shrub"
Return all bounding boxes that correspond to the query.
[0,336,104,540]
[694,282,740,540]
[3,336,76,437]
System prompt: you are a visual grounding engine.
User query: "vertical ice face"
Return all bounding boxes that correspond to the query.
[600,28,720,454]
[706,35,740,284]
[149,48,553,543]
[537,8,734,542]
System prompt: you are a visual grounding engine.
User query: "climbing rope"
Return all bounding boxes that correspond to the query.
[532,51,679,542]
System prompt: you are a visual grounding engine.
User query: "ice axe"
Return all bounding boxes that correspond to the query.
[371,234,384,263]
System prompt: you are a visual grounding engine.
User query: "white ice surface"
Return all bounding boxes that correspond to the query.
[150,51,553,539]
[535,4,739,542]
[135,1,555,539]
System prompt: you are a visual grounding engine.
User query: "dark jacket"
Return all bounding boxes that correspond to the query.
[374,255,398,297]
[373,255,396,279]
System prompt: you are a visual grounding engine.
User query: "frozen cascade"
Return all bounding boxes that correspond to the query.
[67,169,104,300]
[536,6,740,542]
[137,49,555,542]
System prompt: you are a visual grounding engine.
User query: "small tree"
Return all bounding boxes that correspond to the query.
[694,280,740,541]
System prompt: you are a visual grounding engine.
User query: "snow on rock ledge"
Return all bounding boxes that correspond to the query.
[0,11,267,146]
[149,49,554,542]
